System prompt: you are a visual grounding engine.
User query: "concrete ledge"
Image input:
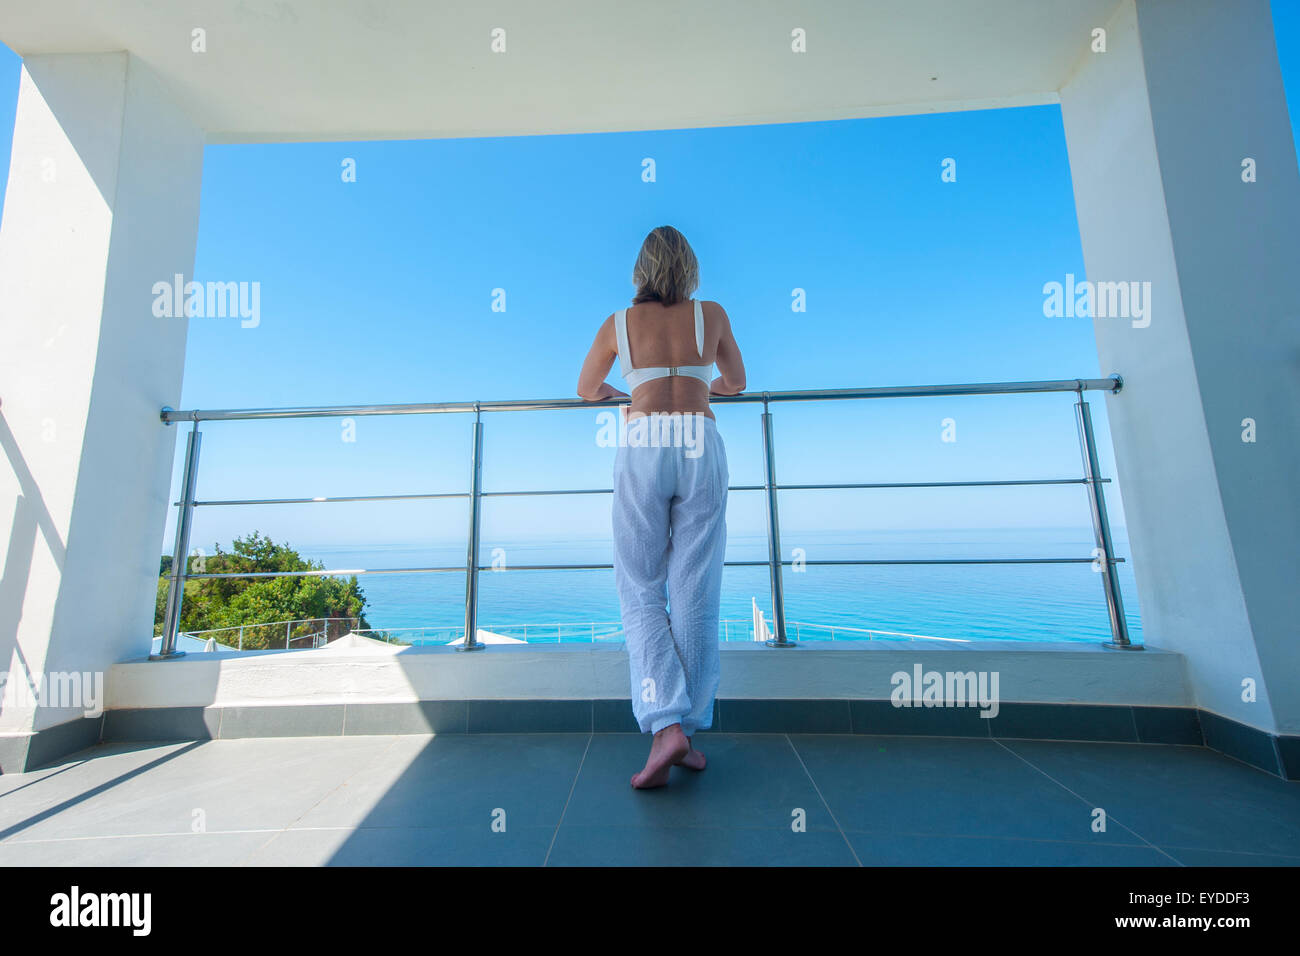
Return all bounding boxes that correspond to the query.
[106,639,1193,709]
[99,699,1201,741]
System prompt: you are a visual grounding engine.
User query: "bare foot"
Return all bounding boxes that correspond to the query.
[675,737,707,771]
[631,723,690,789]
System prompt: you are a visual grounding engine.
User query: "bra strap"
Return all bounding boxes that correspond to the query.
[614,308,632,376]
[693,299,704,358]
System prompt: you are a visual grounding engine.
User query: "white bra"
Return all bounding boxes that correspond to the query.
[614,299,713,391]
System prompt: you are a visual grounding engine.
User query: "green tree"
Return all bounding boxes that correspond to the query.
[155,532,371,649]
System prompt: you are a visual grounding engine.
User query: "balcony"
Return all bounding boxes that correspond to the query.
[1,0,1298,885]
[1,376,1294,871]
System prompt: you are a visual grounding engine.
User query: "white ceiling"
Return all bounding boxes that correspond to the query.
[0,0,1125,143]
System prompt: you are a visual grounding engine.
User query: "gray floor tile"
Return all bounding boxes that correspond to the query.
[547,825,858,866]
[846,832,1177,866]
[0,754,94,798]
[4,733,1297,866]
[1161,846,1300,866]
[292,734,588,831]
[789,734,1123,842]
[247,824,557,866]
[0,736,398,843]
[0,830,275,866]
[0,742,200,838]
[999,739,1300,857]
[562,733,838,831]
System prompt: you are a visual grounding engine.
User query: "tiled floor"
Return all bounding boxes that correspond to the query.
[1,733,1298,866]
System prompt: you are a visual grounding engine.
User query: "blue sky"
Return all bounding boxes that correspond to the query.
[1,5,1297,557]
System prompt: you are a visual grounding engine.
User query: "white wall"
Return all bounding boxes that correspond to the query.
[1060,0,1300,733]
[0,54,203,733]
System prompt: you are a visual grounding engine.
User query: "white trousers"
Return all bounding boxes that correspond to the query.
[613,413,728,735]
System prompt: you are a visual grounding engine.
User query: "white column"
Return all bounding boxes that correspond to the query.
[1060,0,1300,734]
[0,53,203,735]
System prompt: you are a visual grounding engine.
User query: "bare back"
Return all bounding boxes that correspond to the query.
[624,300,717,421]
[576,297,746,417]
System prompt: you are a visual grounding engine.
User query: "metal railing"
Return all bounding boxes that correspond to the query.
[153,376,1138,659]
[171,617,363,650]
[343,620,972,645]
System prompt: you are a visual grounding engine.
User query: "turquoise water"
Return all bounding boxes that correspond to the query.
[306,527,1143,644]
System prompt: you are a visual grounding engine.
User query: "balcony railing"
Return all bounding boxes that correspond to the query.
[169,617,364,650]
[349,621,968,645]
[154,376,1137,659]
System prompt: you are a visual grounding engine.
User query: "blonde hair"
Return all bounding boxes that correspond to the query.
[631,226,699,306]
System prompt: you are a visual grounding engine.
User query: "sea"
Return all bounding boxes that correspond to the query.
[303,527,1143,645]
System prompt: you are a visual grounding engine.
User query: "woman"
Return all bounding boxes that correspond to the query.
[577,226,747,789]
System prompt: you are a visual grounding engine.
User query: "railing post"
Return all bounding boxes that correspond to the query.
[153,426,201,660]
[459,406,486,651]
[760,399,795,647]
[1075,396,1141,650]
